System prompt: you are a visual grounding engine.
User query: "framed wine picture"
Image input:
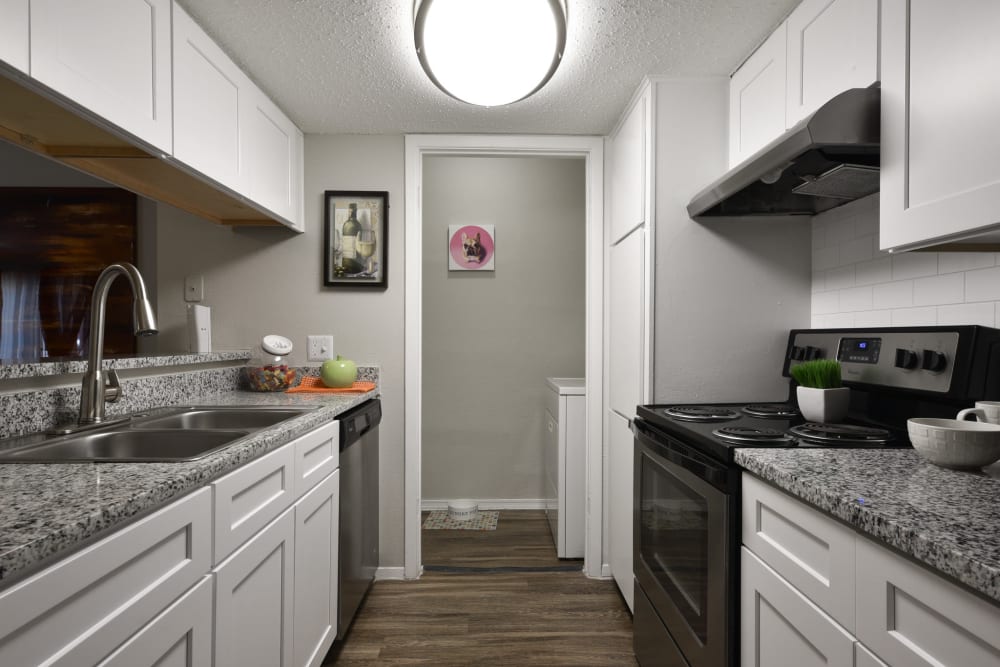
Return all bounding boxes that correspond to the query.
[323,190,388,289]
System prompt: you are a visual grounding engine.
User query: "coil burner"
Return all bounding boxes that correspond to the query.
[742,403,798,419]
[662,406,740,422]
[788,422,892,447]
[712,426,794,445]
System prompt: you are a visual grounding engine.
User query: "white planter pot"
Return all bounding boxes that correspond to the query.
[797,386,850,423]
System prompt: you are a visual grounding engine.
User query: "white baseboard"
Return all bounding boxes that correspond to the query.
[375,566,406,580]
[420,498,548,511]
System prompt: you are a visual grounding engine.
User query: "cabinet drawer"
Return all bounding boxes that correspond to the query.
[855,538,1000,667]
[213,442,296,563]
[0,487,211,667]
[97,575,213,667]
[854,642,888,667]
[741,547,855,667]
[294,420,339,496]
[742,474,856,631]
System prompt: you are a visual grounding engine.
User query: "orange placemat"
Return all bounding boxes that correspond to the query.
[287,377,377,394]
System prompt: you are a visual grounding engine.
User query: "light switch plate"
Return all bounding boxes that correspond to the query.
[184,275,204,302]
[307,335,334,361]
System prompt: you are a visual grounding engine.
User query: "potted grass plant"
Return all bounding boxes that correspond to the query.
[790,359,849,423]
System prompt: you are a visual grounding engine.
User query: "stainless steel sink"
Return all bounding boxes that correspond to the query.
[133,408,307,431]
[0,406,314,463]
[0,429,250,462]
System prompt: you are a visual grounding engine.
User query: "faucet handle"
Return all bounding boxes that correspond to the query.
[105,369,121,403]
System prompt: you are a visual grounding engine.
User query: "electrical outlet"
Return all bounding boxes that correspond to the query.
[307,335,334,361]
[184,275,204,302]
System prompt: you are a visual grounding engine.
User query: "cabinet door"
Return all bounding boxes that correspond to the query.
[0,0,29,73]
[97,576,213,667]
[741,548,855,667]
[293,470,340,667]
[742,474,856,631]
[243,87,305,230]
[544,408,560,551]
[0,488,211,667]
[855,643,888,667]
[29,0,172,152]
[785,0,878,127]
[855,537,1000,667]
[608,226,644,419]
[608,410,634,611]
[213,441,296,564]
[609,88,648,244]
[729,22,787,166]
[172,1,246,194]
[562,394,586,559]
[214,507,295,667]
[880,1,1000,250]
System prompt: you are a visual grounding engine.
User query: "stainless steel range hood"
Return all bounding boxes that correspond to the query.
[688,87,880,219]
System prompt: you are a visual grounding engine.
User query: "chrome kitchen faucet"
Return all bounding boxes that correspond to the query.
[77,263,158,425]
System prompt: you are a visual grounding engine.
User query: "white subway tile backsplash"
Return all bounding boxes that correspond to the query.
[840,235,875,265]
[826,265,855,291]
[855,257,892,286]
[965,266,1000,302]
[854,310,891,327]
[938,252,996,274]
[873,280,913,309]
[827,216,856,244]
[825,312,857,327]
[891,307,938,327]
[913,273,965,306]
[839,286,873,311]
[891,252,938,280]
[937,302,996,327]
[812,290,840,315]
[811,271,826,293]
[813,246,839,271]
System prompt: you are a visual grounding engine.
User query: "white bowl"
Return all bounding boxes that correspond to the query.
[907,418,1000,469]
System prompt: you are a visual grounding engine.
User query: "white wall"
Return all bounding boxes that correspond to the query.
[812,194,1000,328]
[153,134,407,568]
[421,156,586,502]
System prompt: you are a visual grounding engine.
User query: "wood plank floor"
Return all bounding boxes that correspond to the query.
[323,510,636,666]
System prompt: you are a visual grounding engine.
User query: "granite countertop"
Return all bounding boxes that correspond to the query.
[736,448,1000,604]
[0,389,376,588]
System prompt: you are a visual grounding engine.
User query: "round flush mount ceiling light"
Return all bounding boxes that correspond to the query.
[414,0,567,107]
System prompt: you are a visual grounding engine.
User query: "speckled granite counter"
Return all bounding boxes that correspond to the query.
[736,448,1000,603]
[0,389,376,587]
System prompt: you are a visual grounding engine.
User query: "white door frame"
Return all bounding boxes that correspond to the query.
[404,134,605,579]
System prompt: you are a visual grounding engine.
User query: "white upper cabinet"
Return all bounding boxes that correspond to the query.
[0,0,29,73]
[172,2,246,194]
[729,22,787,167]
[880,1,1000,250]
[785,0,878,127]
[29,0,173,153]
[608,88,649,244]
[243,88,305,230]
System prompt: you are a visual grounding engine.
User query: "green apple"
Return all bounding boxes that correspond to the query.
[321,355,357,388]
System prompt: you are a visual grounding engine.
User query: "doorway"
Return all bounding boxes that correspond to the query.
[403,135,605,579]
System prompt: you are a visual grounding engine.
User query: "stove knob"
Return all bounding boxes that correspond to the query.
[895,348,919,369]
[790,345,805,361]
[922,349,947,372]
[804,346,822,361]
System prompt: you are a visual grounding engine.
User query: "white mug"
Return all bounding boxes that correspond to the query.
[957,401,1000,424]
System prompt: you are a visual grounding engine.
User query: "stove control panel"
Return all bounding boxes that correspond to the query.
[787,330,960,393]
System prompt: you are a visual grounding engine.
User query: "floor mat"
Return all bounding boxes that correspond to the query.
[422,510,499,530]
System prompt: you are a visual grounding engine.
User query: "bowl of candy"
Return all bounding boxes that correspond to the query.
[243,334,299,392]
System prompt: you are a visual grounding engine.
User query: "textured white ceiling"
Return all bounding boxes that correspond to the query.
[178,0,799,135]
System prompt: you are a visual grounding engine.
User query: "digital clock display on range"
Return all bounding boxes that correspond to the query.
[838,337,881,364]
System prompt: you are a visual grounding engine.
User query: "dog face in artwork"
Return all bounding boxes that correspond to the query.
[461,232,486,263]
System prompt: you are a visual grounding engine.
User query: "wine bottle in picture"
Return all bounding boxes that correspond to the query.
[341,203,362,272]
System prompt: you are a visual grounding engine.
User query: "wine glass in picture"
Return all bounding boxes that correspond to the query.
[333,229,342,268]
[357,229,376,275]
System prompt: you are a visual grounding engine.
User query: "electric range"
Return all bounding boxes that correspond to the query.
[631,325,1000,667]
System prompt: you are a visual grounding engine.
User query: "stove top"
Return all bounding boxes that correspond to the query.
[636,402,907,462]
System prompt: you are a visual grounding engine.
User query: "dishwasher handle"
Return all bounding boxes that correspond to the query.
[339,399,382,449]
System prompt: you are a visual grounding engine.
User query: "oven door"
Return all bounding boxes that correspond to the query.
[633,418,737,667]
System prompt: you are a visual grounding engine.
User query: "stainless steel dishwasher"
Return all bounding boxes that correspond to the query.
[337,398,380,639]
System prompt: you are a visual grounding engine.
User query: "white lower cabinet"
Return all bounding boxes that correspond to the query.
[214,506,296,667]
[543,378,585,559]
[97,575,213,667]
[608,409,634,611]
[741,547,856,667]
[293,470,340,667]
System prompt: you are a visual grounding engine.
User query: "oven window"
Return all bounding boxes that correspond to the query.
[639,457,709,643]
